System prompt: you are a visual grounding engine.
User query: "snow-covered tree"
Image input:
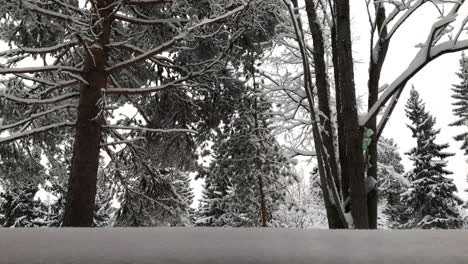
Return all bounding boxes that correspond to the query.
[402,88,463,229]
[376,138,408,229]
[195,174,233,227]
[115,168,194,227]
[273,168,327,228]
[273,0,468,229]
[449,52,468,156]
[196,78,296,227]
[0,0,260,227]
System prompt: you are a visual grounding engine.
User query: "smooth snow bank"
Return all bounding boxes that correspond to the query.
[1,228,468,264]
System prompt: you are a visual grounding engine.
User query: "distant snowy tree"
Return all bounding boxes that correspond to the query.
[196,80,296,227]
[402,88,463,229]
[115,168,194,227]
[273,168,327,228]
[195,176,233,226]
[376,138,408,229]
[449,52,468,156]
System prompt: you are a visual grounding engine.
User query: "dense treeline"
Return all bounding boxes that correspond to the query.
[0,0,467,229]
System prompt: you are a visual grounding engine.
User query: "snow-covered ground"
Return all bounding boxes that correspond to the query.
[0,228,467,263]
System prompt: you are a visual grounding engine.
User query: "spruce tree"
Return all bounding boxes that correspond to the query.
[376,138,408,228]
[449,52,468,156]
[196,81,295,227]
[402,88,463,229]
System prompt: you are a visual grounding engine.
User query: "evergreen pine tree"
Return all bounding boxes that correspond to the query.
[196,80,295,227]
[449,52,468,156]
[376,138,408,228]
[195,176,232,226]
[402,88,463,229]
[115,168,194,227]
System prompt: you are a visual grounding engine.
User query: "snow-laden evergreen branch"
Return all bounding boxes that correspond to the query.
[0,91,79,105]
[0,66,82,75]
[100,137,146,147]
[0,122,75,144]
[0,104,76,131]
[22,0,87,26]
[106,74,193,95]
[111,43,188,73]
[0,41,79,57]
[103,125,198,134]
[114,14,189,25]
[106,4,247,73]
[126,0,173,6]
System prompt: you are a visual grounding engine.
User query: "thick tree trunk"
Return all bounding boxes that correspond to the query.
[63,1,113,227]
[334,0,368,229]
[331,21,349,205]
[367,3,389,229]
[304,0,341,197]
[291,0,346,229]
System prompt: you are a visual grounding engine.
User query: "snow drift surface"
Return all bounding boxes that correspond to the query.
[0,228,467,263]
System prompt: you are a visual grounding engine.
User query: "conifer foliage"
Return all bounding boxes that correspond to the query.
[196,81,295,227]
[402,88,463,229]
[376,138,408,228]
[450,53,468,156]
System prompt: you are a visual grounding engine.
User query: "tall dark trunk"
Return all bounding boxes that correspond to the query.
[367,3,389,229]
[304,0,341,197]
[257,175,268,227]
[334,0,368,229]
[252,55,268,228]
[331,24,349,205]
[63,1,114,227]
[291,0,346,229]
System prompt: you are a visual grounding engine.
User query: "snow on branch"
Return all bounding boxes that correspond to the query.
[114,14,189,25]
[103,125,198,134]
[0,122,75,145]
[100,137,146,147]
[0,41,79,57]
[110,43,188,73]
[0,104,76,131]
[36,80,81,97]
[361,3,468,127]
[0,91,79,105]
[8,74,55,86]
[0,66,81,75]
[22,0,87,26]
[378,162,410,187]
[106,74,192,95]
[382,0,425,41]
[126,0,173,6]
[284,146,316,158]
[106,4,247,73]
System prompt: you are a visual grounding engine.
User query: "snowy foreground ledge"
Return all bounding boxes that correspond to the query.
[1,228,467,264]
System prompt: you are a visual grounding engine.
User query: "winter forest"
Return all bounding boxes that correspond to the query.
[0,0,467,230]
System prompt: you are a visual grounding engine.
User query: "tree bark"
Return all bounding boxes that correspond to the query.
[257,175,268,227]
[304,0,341,199]
[334,0,368,229]
[63,1,114,227]
[367,3,389,229]
[291,0,346,229]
